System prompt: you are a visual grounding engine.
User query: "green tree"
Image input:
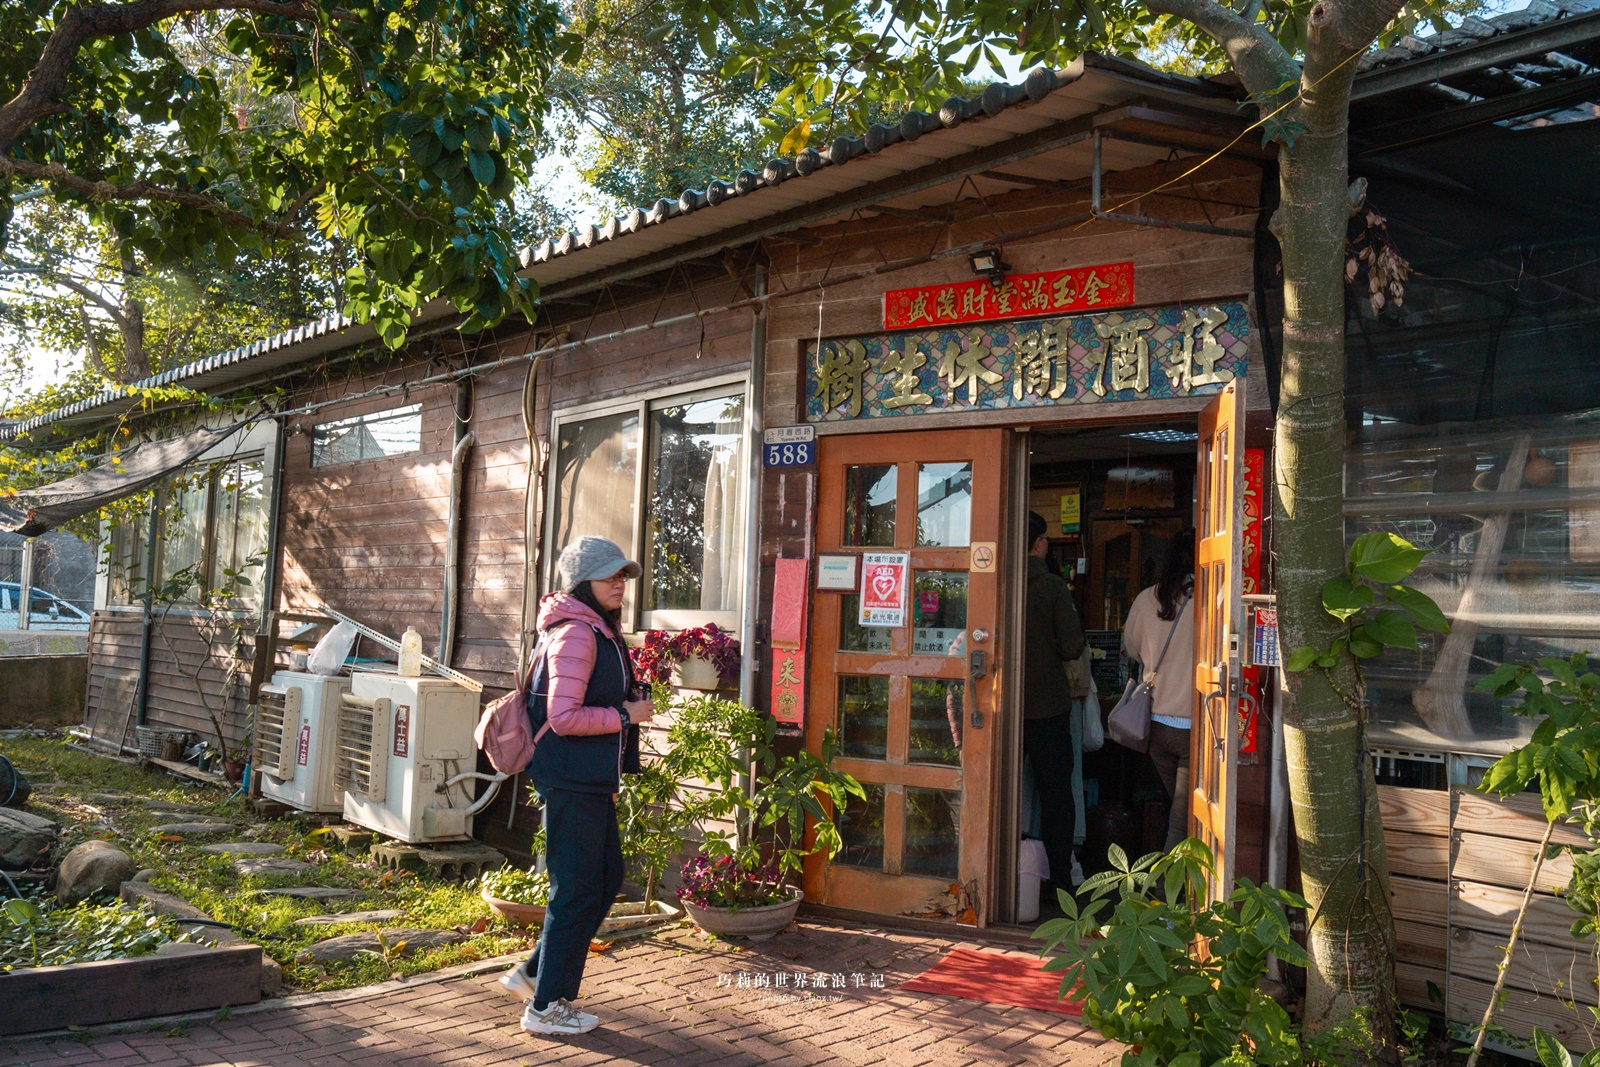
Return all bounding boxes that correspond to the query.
[2,195,340,386]
[552,0,798,214]
[2,0,575,349]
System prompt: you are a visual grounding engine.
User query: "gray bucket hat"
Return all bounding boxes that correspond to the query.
[557,536,642,590]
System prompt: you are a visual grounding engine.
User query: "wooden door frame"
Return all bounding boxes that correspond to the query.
[1191,380,1245,900]
[803,427,1009,925]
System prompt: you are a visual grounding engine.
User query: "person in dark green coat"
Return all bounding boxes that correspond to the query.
[1023,510,1086,893]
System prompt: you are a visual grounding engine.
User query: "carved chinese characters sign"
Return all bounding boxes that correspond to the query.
[808,301,1250,422]
[883,262,1136,330]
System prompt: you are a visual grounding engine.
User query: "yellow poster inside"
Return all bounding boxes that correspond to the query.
[1059,490,1081,534]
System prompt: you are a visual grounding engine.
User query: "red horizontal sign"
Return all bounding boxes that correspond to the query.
[883,261,1136,331]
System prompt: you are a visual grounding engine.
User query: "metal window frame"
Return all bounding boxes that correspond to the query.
[309,402,424,468]
[544,372,749,634]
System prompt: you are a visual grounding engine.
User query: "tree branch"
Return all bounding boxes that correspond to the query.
[0,0,358,152]
[1139,0,1300,100]
[0,156,299,239]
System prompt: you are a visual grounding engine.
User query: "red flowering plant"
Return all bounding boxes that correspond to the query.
[630,623,742,687]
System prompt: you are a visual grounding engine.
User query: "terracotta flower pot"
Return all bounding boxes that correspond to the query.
[223,760,245,783]
[681,886,803,941]
[481,885,547,928]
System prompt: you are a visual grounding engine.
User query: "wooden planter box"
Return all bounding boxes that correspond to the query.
[0,944,263,1036]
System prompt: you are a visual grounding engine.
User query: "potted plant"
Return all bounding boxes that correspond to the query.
[632,624,741,691]
[479,866,551,928]
[676,721,863,941]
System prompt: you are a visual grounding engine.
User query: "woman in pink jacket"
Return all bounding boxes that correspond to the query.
[500,537,654,1036]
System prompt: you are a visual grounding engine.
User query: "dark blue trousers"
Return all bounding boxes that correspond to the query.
[522,787,624,1009]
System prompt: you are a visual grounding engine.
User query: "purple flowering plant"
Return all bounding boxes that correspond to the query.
[678,853,784,910]
[631,624,741,686]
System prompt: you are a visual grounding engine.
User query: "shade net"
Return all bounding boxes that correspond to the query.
[0,422,251,536]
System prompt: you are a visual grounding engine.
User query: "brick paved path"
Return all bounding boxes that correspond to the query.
[1,918,1120,1067]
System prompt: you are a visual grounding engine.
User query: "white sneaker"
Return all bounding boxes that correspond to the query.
[1070,859,1085,887]
[500,967,538,1000]
[520,999,598,1035]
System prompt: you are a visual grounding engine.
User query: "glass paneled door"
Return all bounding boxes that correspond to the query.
[805,429,1005,923]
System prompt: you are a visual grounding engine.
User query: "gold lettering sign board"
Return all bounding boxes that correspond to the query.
[807,301,1249,422]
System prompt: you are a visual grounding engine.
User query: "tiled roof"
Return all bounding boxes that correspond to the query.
[1357,0,1600,73]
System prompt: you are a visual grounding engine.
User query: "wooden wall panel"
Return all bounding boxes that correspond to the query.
[1396,962,1446,1011]
[1455,790,1590,849]
[1378,785,1451,836]
[85,609,255,751]
[1453,880,1591,948]
[1395,919,1448,969]
[1450,926,1598,1004]
[1453,831,1574,893]
[275,357,532,696]
[1389,874,1449,927]
[1451,973,1600,1053]
[1385,829,1451,880]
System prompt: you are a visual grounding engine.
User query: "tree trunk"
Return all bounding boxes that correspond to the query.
[116,236,151,382]
[1270,24,1396,1038]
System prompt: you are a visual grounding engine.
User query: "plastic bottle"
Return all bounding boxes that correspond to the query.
[398,626,423,677]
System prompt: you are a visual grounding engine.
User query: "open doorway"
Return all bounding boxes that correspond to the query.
[1012,419,1202,929]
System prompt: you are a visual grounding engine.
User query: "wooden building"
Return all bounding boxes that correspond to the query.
[4,4,1600,1045]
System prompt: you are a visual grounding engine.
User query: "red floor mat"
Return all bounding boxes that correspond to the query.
[899,947,1084,1016]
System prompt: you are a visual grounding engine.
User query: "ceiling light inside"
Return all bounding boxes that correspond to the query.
[1122,429,1199,444]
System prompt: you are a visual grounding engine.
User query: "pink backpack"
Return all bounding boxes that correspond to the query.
[474,631,558,775]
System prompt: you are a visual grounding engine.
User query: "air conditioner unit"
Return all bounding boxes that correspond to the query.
[254,672,352,813]
[337,671,481,844]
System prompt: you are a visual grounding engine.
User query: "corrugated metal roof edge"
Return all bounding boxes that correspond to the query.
[514,54,1238,272]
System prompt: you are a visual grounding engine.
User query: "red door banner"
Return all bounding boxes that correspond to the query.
[771,648,806,726]
[770,557,810,727]
[883,262,1135,330]
[1238,448,1264,755]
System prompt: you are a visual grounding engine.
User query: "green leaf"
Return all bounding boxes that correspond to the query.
[1347,630,1384,659]
[1363,609,1418,649]
[1349,531,1429,583]
[1534,1027,1574,1067]
[467,150,496,187]
[1386,584,1450,634]
[1285,646,1317,673]
[1321,577,1374,622]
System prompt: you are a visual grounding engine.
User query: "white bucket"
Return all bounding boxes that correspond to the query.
[1017,839,1050,922]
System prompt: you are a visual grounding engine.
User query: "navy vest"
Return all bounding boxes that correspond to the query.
[526,621,630,795]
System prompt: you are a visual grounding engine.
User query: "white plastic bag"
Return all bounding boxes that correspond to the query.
[306,621,358,676]
[1079,696,1106,753]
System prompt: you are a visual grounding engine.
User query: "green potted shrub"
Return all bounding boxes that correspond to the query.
[674,715,863,940]
[478,866,552,929]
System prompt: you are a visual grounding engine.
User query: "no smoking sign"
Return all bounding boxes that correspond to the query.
[970,542,997,573]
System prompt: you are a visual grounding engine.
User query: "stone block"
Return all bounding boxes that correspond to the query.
[330,826,377,850]
[295,927,463,963]
[56,840,138,905]
[0,805,56,869]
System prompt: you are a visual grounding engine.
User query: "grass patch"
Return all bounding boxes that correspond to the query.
[3,732,532,991]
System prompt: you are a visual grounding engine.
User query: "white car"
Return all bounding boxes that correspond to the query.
[0,582,92,630]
